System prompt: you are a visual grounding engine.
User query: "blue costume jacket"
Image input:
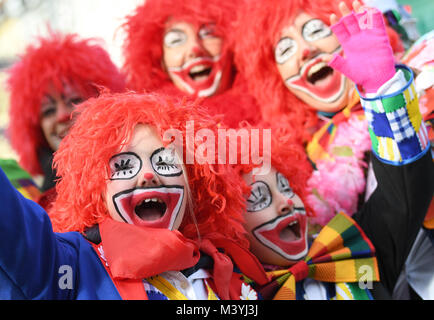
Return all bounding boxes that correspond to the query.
[0,171,121,299]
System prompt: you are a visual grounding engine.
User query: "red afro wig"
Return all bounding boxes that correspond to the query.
[234,0,404,140]
[121,0,240,93]
[234,0,359,140]
[235,123,314,217]
[50,92,249,248]
[7,32,126,175]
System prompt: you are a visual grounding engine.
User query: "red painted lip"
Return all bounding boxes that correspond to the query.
[286,51,346,103]
[169,56,222,94]
[113,186,184,230]
[253,210,308,261]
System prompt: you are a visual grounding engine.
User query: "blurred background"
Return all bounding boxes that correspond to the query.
[0,0,143,159]
[0,0,433,161]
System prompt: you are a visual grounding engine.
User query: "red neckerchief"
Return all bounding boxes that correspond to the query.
[198,236,269,299]
[99,218,200,279]
[91,218,199,299]
[89,219,268,300]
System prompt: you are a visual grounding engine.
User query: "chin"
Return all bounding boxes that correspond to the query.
[260,251,304,267]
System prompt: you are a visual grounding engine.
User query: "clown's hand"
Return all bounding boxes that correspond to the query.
[328,3,395,94]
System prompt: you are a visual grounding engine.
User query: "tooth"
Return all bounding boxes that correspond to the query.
[190,64,208,74]
[151,198,158,202]
[145,199,151,203]
[308,62,327,77]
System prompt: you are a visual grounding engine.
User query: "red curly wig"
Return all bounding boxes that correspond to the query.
[7,32,126,175]
[50,92,249,248]
[234,0,358,138]
[234,0,401,141]
[121,0,240,93]
[121,0,263,130]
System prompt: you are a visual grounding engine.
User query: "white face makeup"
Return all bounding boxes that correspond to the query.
[243,168,308,266]
[162,21,233,97]
[247,181,272,212]
[275,12,353,113]
[150,147,183,177]
[105,125,187,230]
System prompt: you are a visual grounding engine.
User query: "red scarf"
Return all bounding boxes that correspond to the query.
[93,219,268,300]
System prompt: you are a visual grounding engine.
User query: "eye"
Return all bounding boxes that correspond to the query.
[247,181,272,212]
[150,147,183,177]
[275,37,297,64]
[67,97,84,106]
[276,172,294,198]
[40,105,57,118]
[163,29,187,48]
[110,152,142,180]
[198,24,217,39]
[302,19,331,42]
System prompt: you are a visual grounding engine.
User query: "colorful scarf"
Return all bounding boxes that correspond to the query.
[306,92,371,227]
[0,159,41,201]
[307,91,364,164]
[257,212,379,300]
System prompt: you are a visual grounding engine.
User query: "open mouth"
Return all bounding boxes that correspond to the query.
[188,64,213,82]
[306,62,334,86]
[168,56,223,97]
[134,197,167,221]
[279,219,301,242]
[113,186,184,230]
[253,209,308,261]
[285,49,347,103]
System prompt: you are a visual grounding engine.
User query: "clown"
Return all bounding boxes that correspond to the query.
[238,129,377,299]
[121,0,261,128]
[7,32,125,208]
[0,92,267,300]
[236,5,433,300]
[234,0,409,224]
[238,128,314,268]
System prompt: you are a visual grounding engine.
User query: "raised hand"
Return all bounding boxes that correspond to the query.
[328,1,395,93]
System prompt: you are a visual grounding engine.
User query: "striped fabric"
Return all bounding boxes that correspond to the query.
[307,92,364,164]
[334,282,371,300]
[0,159,41,201]
[145,275,219,300]
[258,212,379,300]
[359,65,429,165]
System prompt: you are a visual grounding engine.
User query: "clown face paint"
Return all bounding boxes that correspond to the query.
[40,82,83,151]
[105,124,187,230]
[163,21,233,97]
[275,12,353,113]
[243,168,308,266]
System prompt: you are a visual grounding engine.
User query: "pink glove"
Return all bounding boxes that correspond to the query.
[328,9,395,93]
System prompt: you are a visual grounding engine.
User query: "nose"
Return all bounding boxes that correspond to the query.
[188,44,206,60]
[56,102,72,123]
[139,171,159,187]
[277,197,294,216]
[299,41,318,62]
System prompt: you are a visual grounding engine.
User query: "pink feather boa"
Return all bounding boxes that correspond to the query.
[306,114,371,226]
